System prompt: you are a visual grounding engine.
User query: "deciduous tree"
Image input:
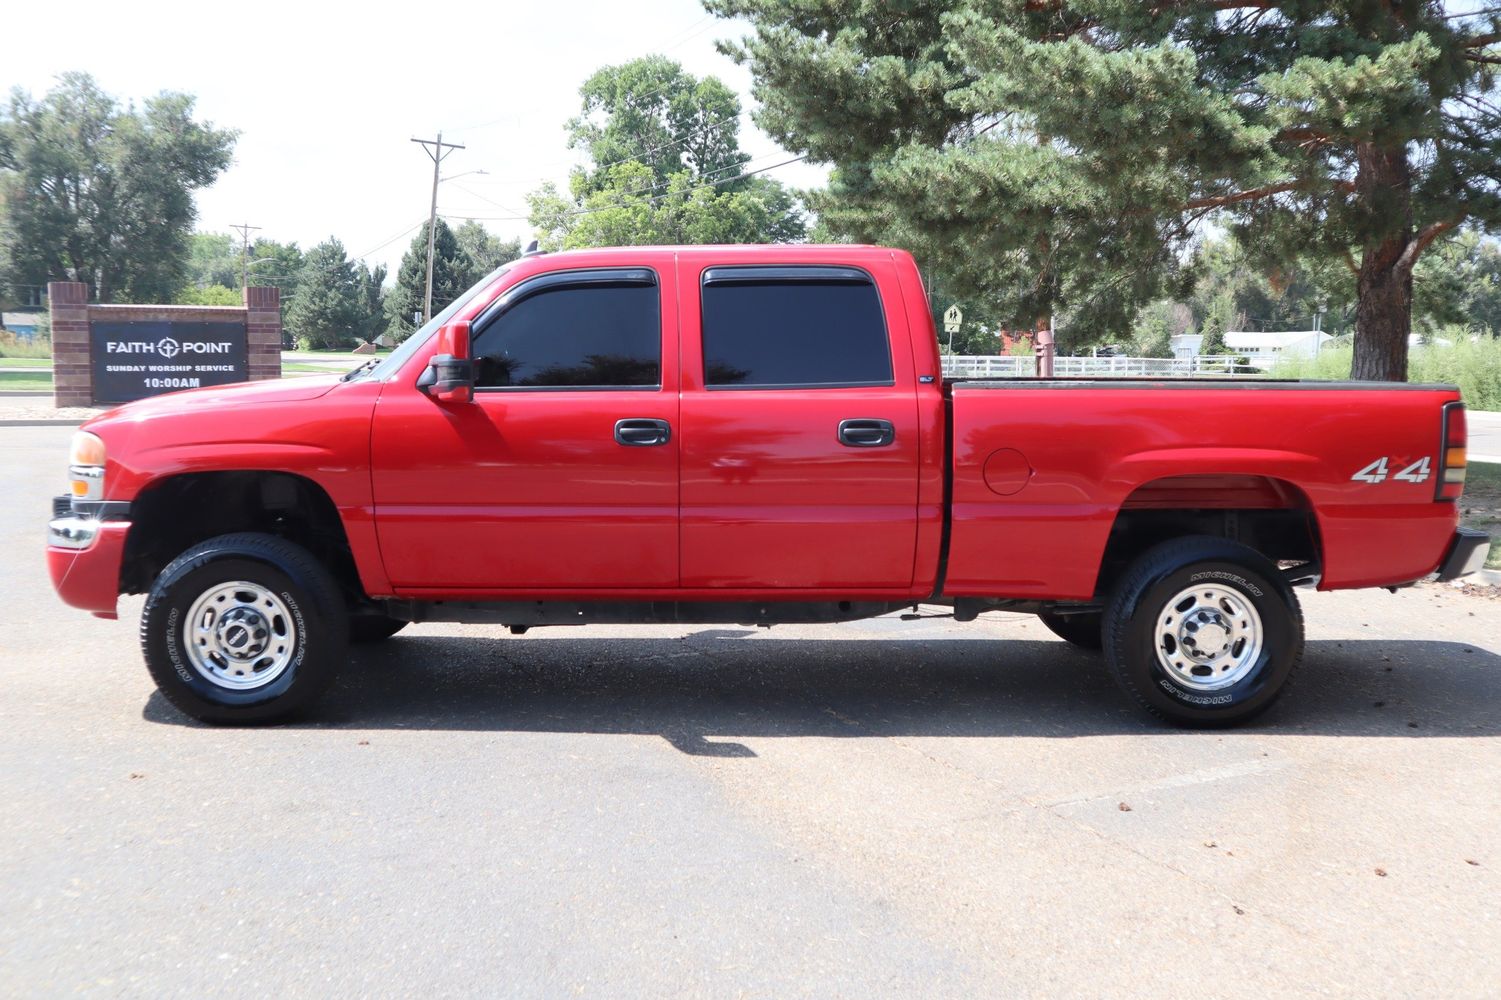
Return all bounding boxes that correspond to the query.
[528,56,806,250]
[0,73,235,303]
[453,220,521,289]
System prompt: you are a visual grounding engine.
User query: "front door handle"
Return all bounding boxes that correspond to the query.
[838,418,895,448]
[615,418,672,447]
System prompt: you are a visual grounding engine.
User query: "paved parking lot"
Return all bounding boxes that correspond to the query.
[3,424,1499,998]
[1469,409,1501,462]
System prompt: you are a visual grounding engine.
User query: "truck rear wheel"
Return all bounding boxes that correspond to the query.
[1037,608,1103,650]
[139,533,348,724]
[1102,536,1302,728]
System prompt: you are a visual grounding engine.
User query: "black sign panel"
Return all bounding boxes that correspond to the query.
[91,321,249,403]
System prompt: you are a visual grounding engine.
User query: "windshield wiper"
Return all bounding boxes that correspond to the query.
[342,357,380,382]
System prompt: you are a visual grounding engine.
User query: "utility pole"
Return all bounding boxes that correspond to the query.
[231,222,261,289]
[410,132,465,323]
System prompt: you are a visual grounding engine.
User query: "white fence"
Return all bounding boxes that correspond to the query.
[940,355,1263,379]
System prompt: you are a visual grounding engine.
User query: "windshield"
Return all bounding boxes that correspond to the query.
[359,263,513,382]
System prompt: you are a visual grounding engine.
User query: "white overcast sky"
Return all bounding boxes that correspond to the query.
[4,0,827,277]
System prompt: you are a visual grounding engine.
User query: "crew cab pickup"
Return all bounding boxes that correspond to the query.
[47,245,1489,726]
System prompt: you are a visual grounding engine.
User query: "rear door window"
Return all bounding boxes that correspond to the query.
[700,267,892,388]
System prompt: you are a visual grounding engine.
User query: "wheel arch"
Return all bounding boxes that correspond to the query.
[1094,474,1323,598]
[120,470,374,605]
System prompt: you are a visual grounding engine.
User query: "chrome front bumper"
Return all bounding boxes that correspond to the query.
[48,496,130,551]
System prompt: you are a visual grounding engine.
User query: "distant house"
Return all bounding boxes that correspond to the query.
[1409,333,1454,348]
[1223,330,1332,366]
[1,312,42,339]
[1170,333,1203,359]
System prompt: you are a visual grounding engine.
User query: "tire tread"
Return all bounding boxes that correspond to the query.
[139,532,347,723]
[1102,536,1303,727]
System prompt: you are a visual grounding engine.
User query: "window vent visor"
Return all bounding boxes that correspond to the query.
[1437,401,1467,502]
[701,266,872,286]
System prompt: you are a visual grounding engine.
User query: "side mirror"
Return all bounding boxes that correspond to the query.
[419,320,474,402]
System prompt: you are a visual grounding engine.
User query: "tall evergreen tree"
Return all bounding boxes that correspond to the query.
[709,1,1501,380]
[355,262,388,345]
[286,238,362,350]
[385,219,472,341]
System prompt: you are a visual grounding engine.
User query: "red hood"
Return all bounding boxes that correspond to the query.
[84,375,343,428]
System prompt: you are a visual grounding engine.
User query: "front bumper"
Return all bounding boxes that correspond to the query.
[1436,527,1491,582]
[47,495,131,617]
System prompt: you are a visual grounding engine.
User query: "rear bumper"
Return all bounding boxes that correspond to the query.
[1437,527,1491,582]
[47,495,130,618]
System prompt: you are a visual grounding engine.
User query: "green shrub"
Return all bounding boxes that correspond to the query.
[1272,338,1501,410]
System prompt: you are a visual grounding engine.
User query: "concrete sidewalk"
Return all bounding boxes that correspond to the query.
[0,397,104,426]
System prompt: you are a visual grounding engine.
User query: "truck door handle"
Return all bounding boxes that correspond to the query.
[837,418,895,448]
[614,418,672,447]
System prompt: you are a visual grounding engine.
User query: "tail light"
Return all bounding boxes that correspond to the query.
[1437,402,1467,501]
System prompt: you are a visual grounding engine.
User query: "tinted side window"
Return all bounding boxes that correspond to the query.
[472,281,659,388]
[701,272,892,388]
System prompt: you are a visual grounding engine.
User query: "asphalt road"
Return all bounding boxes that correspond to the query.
[1469,409,1501,462]
[4,425,1499,998]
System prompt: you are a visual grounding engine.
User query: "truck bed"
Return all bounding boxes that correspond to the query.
[942,378,1463,599]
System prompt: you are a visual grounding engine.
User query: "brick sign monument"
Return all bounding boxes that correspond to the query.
[48,282,283,408]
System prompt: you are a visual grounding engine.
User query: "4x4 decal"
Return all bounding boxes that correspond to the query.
[1351,456,1431,484]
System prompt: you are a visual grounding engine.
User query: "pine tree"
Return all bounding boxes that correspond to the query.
[385,220,472,342]
[286,239,362,350]
[710,1,1501,380]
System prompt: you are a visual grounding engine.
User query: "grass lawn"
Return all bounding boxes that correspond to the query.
[283,362,349,373]
[0,357,54,368]
[1459,460,1501,568]
[0,371,53,391]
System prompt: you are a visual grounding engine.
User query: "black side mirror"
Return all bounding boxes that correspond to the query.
[419,321,474,402]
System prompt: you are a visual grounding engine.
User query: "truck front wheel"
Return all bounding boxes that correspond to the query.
[139,533,348,724]
[1103,536,1302,728]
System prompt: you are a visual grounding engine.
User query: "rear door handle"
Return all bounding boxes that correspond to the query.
[615,418,672,447]
[838,418,895,448]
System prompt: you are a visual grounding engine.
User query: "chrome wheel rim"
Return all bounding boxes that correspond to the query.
[183,581,296,690]
[1154,583,1263,691]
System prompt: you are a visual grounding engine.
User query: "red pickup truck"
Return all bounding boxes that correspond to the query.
[47,244,1488,727]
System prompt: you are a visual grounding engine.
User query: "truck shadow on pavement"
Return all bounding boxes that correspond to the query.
[144,636,1501,749]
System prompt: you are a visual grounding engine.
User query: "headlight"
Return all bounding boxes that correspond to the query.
[68,431,106,501]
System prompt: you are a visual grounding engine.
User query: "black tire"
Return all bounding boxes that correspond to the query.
[1103,536,1302,728]
[349,613,406,643]
[1037,608,1103,650]
[140,532,348,724]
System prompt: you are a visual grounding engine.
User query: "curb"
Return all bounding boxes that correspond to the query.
[0,419,85,427]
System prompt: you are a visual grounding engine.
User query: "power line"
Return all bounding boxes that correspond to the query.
[446,182,526,217]
[228,219,429,285]
[441,148,800,223]
[439,153,810,226]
